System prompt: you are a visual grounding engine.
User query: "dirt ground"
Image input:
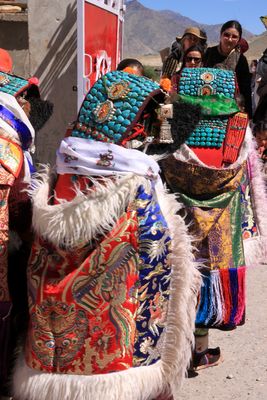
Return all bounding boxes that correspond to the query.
[177,264,267,400]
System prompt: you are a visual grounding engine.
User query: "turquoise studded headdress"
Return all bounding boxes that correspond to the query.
[71,71,165,145]
[175,68,240,148]
[0,71,40,98]
[178,68,237,98]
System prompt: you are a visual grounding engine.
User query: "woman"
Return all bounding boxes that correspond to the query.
[162,27,207,78]
[159,63,267,370]
[204,20,252,117]
[182,44,204,69]
[169,44,205,94]
[12,69,200,400]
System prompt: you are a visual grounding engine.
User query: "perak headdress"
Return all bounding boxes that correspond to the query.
[71,70,165,148]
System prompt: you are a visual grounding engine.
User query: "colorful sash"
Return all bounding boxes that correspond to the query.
[161,155,247,328]
[0,137,23,178]
[0,105,32,150]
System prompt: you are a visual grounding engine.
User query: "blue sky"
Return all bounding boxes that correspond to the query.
[138,0,267,34]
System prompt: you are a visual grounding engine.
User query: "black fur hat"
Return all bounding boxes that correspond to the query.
[170,100,202,151]
[147,99,202,155]
[28,97,54,132]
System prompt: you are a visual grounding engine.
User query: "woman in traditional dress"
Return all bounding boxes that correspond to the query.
[158,65,267,370]
[204,20,252,117]
[12,68,200,400]
[0,71,53,397]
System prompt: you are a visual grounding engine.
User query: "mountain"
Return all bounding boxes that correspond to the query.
[246,31,267,60]
[123,0,255,57]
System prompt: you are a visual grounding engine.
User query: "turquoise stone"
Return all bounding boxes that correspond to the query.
[119,126,127,133]
[114,101,123,108]
[122,119,131,126]
[122,102,131,109]
[122,110,130,118]
[89,102,97,110]
[129,92,138,98]
[114,124,121,132]
[117,116,124,123]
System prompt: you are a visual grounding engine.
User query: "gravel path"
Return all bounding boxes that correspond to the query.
[177,264,267,400]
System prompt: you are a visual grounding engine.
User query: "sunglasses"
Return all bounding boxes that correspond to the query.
[185,56,202,63]
[223,32,239,40]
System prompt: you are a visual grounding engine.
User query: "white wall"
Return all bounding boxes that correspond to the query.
[28,0,77,164]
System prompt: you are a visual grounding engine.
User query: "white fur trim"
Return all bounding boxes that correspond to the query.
[243,236,266,267]
[13,357,167,400]
[154,185,201,391]
[28,167,149,248]
[245,146,267,265]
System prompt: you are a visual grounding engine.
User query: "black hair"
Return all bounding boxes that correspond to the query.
[117,58,144,72]
[220,20,242,38]
[28,97,54,132]
[182,44,205,68]
[184,44,205,59]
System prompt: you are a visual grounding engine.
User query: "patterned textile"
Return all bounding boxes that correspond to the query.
[25,182,171,374]
[0,165,15,302]
[0,165,15,382]
[133,185,171,365]
[161,155,247,328]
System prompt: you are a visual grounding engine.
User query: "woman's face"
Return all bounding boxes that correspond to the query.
[184,51,202,68]
[220,27,240,55]
[182,34,200,51]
